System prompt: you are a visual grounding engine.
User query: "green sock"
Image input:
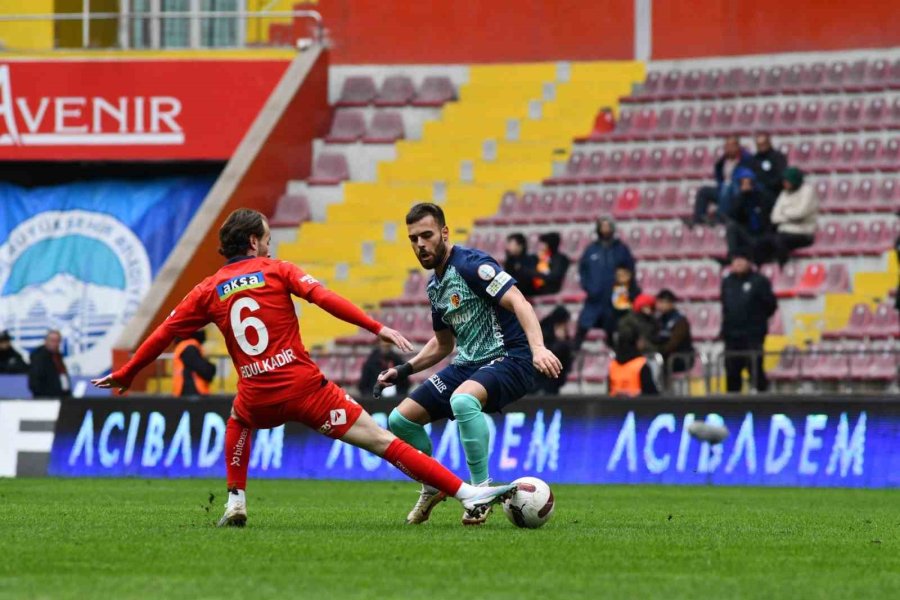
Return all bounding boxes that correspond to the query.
[388,409,432,455]
[450,393,490,484]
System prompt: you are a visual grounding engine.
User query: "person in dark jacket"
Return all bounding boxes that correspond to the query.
[720,252,778,393]
[575,216,636,350]
[28,330,70,399]
[534,305,573,395]
[531,232,570,296]
[608,264,641,340]
[655,289,695,380]
[359,339,410,399]
[691,136,755,226]
[752,133,788,198]
[0,330,28,374]
[725,167,776,260]
[616,293,659,354]
[503,232,537,297]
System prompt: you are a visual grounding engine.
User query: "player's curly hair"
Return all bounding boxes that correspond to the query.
[218,208,267,259]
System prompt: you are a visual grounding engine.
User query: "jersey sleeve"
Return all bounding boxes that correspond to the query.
[113,284,210,385]
[431,306,449,331]
[460,252,517,304]
[279,261,323,300]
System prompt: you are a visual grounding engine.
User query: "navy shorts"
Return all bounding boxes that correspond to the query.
[409,355,535,421]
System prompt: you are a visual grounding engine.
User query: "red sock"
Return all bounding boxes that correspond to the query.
[383,438,463,496]
[225,417,253,490]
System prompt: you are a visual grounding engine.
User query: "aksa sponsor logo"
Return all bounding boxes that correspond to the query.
[217,271,266,301]
[0,64,184,148]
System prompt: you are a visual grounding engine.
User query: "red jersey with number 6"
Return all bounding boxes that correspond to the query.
[155,256,326,406]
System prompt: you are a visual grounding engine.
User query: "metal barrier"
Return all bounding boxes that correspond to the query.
[143,345,900,397]
[0,5,324,50]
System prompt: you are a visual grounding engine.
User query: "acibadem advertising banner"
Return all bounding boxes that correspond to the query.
[48,397,900,487]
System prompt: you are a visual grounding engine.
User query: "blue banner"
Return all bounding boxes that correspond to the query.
[48,397,900,488]
[0,177,213,375]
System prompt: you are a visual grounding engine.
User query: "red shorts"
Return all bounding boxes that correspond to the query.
[232,381,363,439]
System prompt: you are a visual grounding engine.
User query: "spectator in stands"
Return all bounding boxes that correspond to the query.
[575,216,635,350]
[360,339,410,399]
[690,135,755,226]
[757,167,818,266]
[504,233,537,296]
[753,133,788,198]
[720,251,777,393]
[724,167,775,261]
[0,330,28,374]
[654,289,695,380]
[531,232,570,296]
[172,330,217,397]
[616,293,659,353]
[608,330,658,397]
[609,266,642,341]
[534,306,573,395]
[28,330,70,399]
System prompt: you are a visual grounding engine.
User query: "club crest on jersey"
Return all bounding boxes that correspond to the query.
[450,293,461,308]
[217,271,266,301]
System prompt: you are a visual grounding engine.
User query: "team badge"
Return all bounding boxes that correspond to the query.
[478,264,497,281]
[450,293,461,308]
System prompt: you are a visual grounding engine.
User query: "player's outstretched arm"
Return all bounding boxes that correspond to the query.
[306,286,412,352]
[375,329,454,397]
[499,286,563,378]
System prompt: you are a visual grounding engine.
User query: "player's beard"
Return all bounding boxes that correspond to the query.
[418,239,448,270]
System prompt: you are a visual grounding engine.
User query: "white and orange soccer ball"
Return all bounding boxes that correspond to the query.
[502,477,554,529]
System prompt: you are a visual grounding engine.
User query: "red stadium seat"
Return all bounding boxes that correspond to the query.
[769,346,802,382]
[412,76,456,107]
[759,65,786,95]
[840,99,864,132]
[613,188,641,218]
[820,100,844,133]
[735,104,758,135]
[866,303,900,339]
[862,97,888,131]
[336,76,377,107]
[878,138,900,171]
[608,109,636,142]
[711,104,737,136]
[671,106,696,140]
[859,139,883,172]
[477,191,517,226]
[363,111,405,143]
[581,353,611,384]
[269,194,311,228]
[648,107,676,140]
[374,75,415,107]
[823,303,873,340]
[308,153,350,185]
[325,110,366,143]
[780,64,807,94]
[576,107,616,142]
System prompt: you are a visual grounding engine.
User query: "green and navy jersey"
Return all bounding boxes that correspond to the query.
[427,246,530,366]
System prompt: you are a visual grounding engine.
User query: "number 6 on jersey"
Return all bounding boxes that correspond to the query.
[231,297,269,356]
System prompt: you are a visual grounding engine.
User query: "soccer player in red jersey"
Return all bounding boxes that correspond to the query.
[92,208,517,527]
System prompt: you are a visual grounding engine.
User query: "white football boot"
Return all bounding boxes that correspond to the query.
[405,485,447,525]
[217,489,247,527]
[461,481,516,526]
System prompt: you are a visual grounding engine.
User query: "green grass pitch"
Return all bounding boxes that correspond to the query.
[0,479,896,599]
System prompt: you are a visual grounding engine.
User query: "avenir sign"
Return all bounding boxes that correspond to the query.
[0,59,290,160]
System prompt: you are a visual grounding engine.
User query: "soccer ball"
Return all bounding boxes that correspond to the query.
[502,477,554,529]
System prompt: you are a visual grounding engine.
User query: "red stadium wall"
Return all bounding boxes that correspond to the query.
[295,0,899,64]
[302,0,634,63]
[653,0,900,59]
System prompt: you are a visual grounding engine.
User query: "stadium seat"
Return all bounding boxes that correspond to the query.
[325,110,366,143]
[576,108,616,142]
[710,105,737,136]
[384,270,427,307]
[689,305,721,341]
[862,97,888,131]
[769,346,802,382]
[671,106,696,140]
[790,263,849,298]
[623,71,661,103]
[878,138,900,171]
[546,151,585,185]
[412,76,456,107]
[476,191,517,225]
[820,100,844,133]
[582,353,611,384]
[839,99,864,132]
[269,194,311,228]
[608,109,637,141]
[823,303,873,340]
[308,153,350,185]
[363,112,405,143]
[866,303,900,339]
[374,75,415,106]
[336,76,377,107]
[850,342,897,381]
[858,139,882,172]
[613,188,641,218]
[529,192,558,225]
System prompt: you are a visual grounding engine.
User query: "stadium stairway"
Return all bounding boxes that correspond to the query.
[276,61,643,348]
